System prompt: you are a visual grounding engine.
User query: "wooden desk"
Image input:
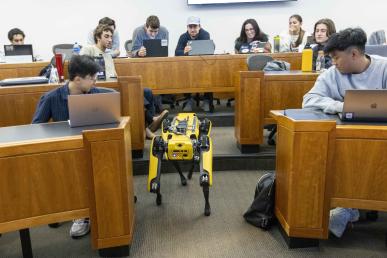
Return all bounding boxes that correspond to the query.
[0,117,134,256]
[235,71,319,153]
[0,61,70,81]
[114,53,302,94]
[0,77,145,154]
[271,109,387,248]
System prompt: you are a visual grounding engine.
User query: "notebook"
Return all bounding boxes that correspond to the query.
[4,44,34,63]
[341,89,387,122]
[68,92,121,127]
[143,39,168,57]
[188,40,215,56]
[0,76,48,86]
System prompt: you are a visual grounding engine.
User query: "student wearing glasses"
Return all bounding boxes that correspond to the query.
[234,19,271,54]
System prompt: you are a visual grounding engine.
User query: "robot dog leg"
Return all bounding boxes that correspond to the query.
[199,119,213,216]
[148,136,165,205]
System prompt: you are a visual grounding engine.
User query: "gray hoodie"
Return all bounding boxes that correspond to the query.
[302,55,387,114]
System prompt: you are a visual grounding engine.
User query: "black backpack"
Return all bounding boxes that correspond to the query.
[243,172,276,230]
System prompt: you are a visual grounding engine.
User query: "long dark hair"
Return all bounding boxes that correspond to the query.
[237,18,268,43]
[313,18,336,43]
[289,14,305,47]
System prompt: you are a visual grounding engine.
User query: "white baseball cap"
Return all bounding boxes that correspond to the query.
[187,16,200,25]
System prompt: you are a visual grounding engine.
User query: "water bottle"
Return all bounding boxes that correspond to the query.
[273,35,280,53]
[301,45,313,72]
[95,54,106,80]
[315,50,325,72]
[72,42,81,55]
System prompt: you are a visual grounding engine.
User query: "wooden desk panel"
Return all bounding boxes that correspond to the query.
[0,61,70,80]
[114,53,302,94]
[272,110,387,242]
[0,118,134,251]
[0,77,144,151]
[235,71,319,149]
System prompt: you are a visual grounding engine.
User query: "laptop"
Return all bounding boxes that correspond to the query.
[68,92,121,127]
[0,76,48,86]
[340,89,387,122]
[188,40,215,56]
[143,39,168,57]
[4,44,34,63]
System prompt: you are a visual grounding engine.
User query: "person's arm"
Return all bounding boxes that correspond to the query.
[302,70,344,114]
[32,95,52,123]
[175,35,186,56]
[131,28,143,57]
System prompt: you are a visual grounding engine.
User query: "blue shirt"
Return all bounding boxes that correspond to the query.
[32,82,110,123]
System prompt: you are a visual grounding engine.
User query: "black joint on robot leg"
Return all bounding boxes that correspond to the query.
[200,173,209,187]
[200,118,211,136]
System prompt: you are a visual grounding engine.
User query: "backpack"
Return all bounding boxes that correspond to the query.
[243,172,276,230]
[263,60,290,71]
[39,56,56,79]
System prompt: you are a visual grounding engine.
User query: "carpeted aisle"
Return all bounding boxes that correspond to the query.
[1,171,386,257]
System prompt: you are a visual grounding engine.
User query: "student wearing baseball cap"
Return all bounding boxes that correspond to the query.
[175,16,213,112]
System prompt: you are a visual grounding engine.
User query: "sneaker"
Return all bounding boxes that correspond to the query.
[70,218,90,239]
[183,98,194,112]
[148,110,169,132]
[202,101,210,112]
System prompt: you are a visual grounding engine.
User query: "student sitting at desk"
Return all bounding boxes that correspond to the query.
[311,18,336,70]
[82,24,168,140]
[87,17,120,58]
[131,15,169,58]
[175,16,213,112]
[280,14,309,52]
[234,18,271,54]
[81,24,117,79]
[302,27,387,237]
[8,28,25,45]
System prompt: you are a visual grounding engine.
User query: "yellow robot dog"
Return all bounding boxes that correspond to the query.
[147,113,213,216]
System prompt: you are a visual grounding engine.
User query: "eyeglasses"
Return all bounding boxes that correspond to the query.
[244,28,255,32]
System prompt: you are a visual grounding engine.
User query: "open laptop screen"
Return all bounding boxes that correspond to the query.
[4,44,34,63]
[188,40,215,56]
[68,92,121,127]
[342,89,387,122]
[143,39,168,57]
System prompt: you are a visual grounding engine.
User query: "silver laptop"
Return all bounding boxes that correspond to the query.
[4,44,34,63]
[68,92,121,127]
[341,89,387,122]
[188,40,215,56]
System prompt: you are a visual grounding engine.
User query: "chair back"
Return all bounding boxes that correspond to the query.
[52,44,82,60]
[124,40,133,52]
[246,55,274,71]
[365,45,387,57]
[368,30,386,45]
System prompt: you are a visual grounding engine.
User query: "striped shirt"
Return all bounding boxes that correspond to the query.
[32,82,111,123]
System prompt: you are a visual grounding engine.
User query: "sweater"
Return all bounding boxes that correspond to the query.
[302,55,387,114]
[175,29,210,56]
